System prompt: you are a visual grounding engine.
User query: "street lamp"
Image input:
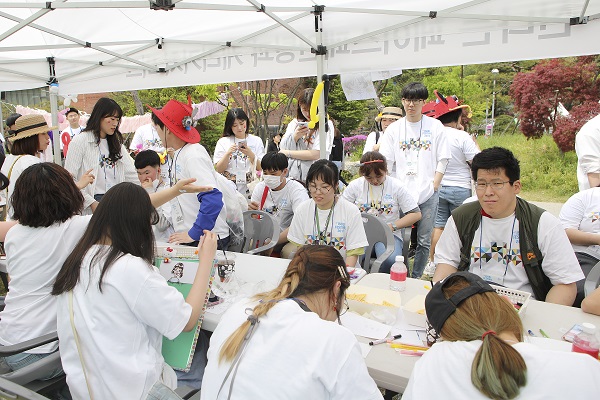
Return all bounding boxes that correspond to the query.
[490,68,499,136]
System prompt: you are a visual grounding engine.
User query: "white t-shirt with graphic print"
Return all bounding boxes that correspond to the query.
[250,179,309,231]
[129,123,164,153]
[435,211,583,298]
[560,187,600,259]
[342,176,419,240]
[94,138,118,195]
[287,197,368,261]
[379,115,449,204]
[213,134,265,197]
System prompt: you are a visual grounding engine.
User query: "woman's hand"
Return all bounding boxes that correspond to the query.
[198,230,218,262]
[294,124,309,141]
[226,144,238,156]
[238,144,254,161]
[76,169,95,189]
[173,177,213,194]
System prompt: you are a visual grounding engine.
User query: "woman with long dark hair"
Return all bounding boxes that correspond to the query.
[52,182,217,400]
[201,245,382,400]
[213,108,265,198]
[65,97,138,213]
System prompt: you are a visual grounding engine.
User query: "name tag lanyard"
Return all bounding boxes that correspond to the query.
[402,118,423,175]
[367,181,385,211]
[479,214,517,280]
[313,200,336,244]
[167,143,187,187]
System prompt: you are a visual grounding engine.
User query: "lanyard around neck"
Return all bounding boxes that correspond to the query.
[168,143,187,187]
[367,181,384,209]
[479,214,518,276]
[314,200,335,241]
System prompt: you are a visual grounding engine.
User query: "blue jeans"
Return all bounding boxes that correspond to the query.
[435,186,472,228]
[174,330,208,389]
[2,351,64,381]
[146,382,183,400]
[413,192,439,278]
[373,235,404,274]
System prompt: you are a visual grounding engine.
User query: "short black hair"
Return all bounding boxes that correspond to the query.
[401,82,428,100]
[151,112,164,130]
[134,149,161,169]
[260,151,288,172]
[306,159,338,190]
[5,113,21,129]
[438,108,463,125]
[471,147,520,182]
[65,107,79,116]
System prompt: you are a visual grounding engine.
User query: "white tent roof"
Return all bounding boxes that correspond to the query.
[1,0,600,95]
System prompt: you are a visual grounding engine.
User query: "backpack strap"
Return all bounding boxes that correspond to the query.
[451,201,483,271]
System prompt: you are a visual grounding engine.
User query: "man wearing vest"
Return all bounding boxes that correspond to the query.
[433,147,583,305]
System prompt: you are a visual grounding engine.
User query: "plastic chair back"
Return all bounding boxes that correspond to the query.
[361,213,395,273]
[240,210,280,255]
[585,260,600,297]
[0,376,49,400]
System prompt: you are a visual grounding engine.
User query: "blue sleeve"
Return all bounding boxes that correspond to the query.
[187,188,224,241]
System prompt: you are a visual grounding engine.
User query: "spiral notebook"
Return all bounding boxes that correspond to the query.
[156,257,216,372]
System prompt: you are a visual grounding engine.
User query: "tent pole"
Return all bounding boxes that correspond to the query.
[49,85,60,164]
[315,6,326,161]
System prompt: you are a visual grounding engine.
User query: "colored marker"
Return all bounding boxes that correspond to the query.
[398,349,425,356]
[539,329,550,338]
[527,329,536,337]
[369,334,402,346]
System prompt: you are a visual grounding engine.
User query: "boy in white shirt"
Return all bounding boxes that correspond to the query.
[134,150,174,243]
[60,107,84,154]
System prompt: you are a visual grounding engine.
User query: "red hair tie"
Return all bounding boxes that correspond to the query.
[481,330,496,340]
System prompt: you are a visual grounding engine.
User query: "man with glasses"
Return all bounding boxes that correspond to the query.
[379,82,450,279]
[433,147,583,305]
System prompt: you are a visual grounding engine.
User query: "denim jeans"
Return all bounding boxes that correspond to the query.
[435,186,472,228]
[174,330,209,390]
[373,235,404,274]
[413,192,439,278]
[146,382,183,400]
[3,351,64,381]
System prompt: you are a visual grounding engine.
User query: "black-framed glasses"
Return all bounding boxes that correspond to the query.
[401,98,425,105]
[308,184,333,194]
[474,180,512,191]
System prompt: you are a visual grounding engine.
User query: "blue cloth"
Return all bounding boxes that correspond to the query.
[373,234,404,274]
[2,351,63,381]
[434,186,472,228]
[413,191,439,278]
[175,330,209,390]
[188,188,224,241]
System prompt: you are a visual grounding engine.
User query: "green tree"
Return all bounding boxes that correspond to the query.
[327,76,368,134]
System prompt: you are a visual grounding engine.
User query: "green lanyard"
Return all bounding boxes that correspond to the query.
[314,201,335,243]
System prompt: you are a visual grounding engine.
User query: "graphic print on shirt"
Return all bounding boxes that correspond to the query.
[264,197,288,217]
[305,221,347,250]
[143,138,162,150]
[471,230,522,268]
[99,154,117,169]
[400,138,432,151]
[587,211,600,223]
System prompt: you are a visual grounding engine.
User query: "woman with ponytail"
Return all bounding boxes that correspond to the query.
[201,245,383,400]
[404,271,600,400]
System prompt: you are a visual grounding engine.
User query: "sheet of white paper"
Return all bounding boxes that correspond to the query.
[369,69,403,81]
[340,312,391,339]
[387,330,427,347]
[525,336,571,352]
[340,73,377,100]
[358,342,372,358]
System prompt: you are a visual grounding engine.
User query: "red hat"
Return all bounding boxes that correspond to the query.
[149,99,200,143]
[422,90,472,119]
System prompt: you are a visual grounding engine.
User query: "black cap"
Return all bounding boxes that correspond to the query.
[425,272,495,334]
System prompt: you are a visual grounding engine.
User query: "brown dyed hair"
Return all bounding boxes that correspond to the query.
[11,134,43,156]
[359,151,388,177]
[440,275,527,400]
[11,163,83,227]
[219,245,350,363]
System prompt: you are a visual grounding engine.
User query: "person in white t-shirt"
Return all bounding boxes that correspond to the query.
[559,186,600,306]
[52,182,218,400]
[343,151,421,273]
[434,147,583,305]
[65,97,139,213]
[405,271,600,400]
[379,82,450,279]
[135,150,174,243]
[575,114,600,191]
[249,151,309,252]
[1,114,52,220]
[421,91,480,276]
[129,122,164,154]
[150,99,231,250]
[286,160,368,267]
[213,108,265,199]
[60,107,84,155]
[363,106,403,154]
[280,88,334,182]
[201,245,383,400]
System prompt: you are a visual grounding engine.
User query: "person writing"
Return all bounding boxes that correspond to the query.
[201,245,383,400]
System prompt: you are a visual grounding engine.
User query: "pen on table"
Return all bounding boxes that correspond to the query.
[527,329,536,337]
[539,329,550,338]
[369,334,402,346]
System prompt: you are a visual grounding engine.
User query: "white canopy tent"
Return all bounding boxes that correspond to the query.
[1,0,600,161]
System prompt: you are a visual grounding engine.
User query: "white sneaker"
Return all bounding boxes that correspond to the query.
[423,261,436,276]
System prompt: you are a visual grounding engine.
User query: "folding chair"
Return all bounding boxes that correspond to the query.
[361,213,395,273]
[584,260,600,297]
[239,211,280,255]
[0,376,49,400]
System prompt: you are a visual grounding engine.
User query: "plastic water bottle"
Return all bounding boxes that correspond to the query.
[390,256,407,292]
[571,323,600,359]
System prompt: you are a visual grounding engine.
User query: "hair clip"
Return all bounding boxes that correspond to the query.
[182,115,196,131]
[359,159,385,166]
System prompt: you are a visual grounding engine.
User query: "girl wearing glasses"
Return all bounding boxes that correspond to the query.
[343,151,421,273]
[201,245,383,400]
[285,160,368,268]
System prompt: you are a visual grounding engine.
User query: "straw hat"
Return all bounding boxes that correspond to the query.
[149,100,200,143]
[422,90,472,119]
[375,106,403,122]
[9,114,55,143]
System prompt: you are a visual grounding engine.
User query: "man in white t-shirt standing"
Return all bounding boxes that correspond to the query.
[379,82,450,278]
[421,91,480,276]
[60,107,84,156]
[130,122,164,154]
[433,147,583,305]
[575,114,600,191]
